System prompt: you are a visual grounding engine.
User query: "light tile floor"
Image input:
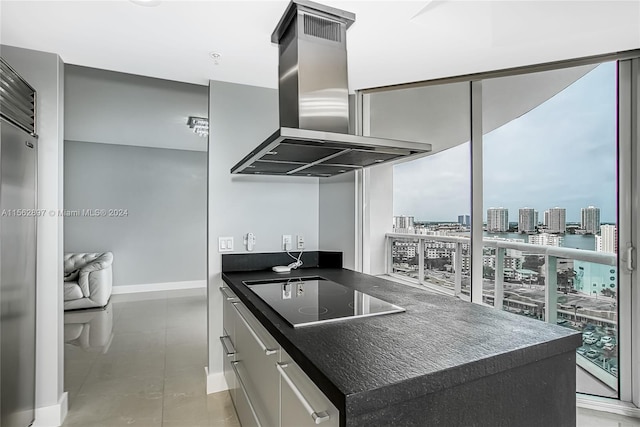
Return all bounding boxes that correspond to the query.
[63,288,239,427]
[577,408,640,426]
[62,288,640,427]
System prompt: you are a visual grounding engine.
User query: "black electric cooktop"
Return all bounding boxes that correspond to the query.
[243,276,405,328]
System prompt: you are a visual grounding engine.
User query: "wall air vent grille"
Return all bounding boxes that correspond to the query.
[303,13,341,42]
[0,57,36,134]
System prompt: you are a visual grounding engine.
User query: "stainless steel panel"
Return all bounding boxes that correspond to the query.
[275,2,350,132]
[0,58,37,135]
[278,23,300,129]
[297,34,348,133]
[233,1,431,178]
[0,117,37,427]
[230,127,431,176]
[271,0,355,43]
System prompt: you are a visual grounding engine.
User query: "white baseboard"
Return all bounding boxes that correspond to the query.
[111,280,206,295]
[205,367,229,394]
[33,392,68,427]
[577,394,640,418]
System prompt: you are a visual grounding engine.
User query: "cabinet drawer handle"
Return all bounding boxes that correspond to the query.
[277,363,330,425]
[219,335,236,357]
[234,304,278,356]
[231,361,262,427]
[219,286,239,301]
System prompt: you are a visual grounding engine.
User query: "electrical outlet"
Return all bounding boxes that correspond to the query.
[282,235,292,251]
[296,235,304,249]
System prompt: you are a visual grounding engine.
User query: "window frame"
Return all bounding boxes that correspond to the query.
[356,49,640,414]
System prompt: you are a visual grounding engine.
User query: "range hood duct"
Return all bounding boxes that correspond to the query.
[231,0,431,178]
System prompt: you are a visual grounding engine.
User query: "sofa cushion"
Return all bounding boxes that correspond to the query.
[64,282,83,301]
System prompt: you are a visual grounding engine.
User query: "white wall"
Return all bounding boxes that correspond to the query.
[206,80,320,391]
[1,45,67,426]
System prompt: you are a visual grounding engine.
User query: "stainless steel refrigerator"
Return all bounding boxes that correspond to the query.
[0,57,38,427]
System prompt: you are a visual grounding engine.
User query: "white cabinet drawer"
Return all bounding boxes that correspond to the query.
[280,350,339,427]
[220,286,239,339]
[233,301,280,427]
[231,360,262,427]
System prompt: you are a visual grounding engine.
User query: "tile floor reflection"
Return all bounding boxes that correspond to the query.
[63,288,239,427]
[577,407,640,426]
[62,288,640,426]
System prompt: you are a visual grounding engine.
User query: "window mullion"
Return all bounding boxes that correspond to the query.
[470,80,484,304]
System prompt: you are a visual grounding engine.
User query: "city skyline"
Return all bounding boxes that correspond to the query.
[393,62,616,223]
[395,205,614,227]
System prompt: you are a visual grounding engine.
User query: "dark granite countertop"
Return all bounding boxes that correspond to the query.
[222,267,582,420]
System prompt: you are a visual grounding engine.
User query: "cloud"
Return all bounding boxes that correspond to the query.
[394,62,617,223]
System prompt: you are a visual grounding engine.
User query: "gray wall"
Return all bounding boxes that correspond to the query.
[65,65,208,152]
[207,81,320,386]
[64,65,208,287]
[64,141,207,286]
[319,172,357,270]
[1,44,66,422]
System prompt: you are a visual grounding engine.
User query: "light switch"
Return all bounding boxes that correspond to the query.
[219,237,234,252]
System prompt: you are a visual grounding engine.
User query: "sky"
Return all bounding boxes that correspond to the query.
[393,62,617,223]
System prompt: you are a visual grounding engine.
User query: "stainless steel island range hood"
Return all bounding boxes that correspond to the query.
[230,0,431,178]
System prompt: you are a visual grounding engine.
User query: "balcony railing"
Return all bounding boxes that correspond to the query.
[385,232,618,389]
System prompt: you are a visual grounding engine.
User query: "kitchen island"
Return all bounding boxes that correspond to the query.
[221,252,581,427]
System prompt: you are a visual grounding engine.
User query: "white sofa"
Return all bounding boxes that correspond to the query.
[63,252,113,310]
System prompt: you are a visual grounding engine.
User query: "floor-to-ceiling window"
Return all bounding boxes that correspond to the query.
[363,81,471,295]
[482,62,619,398]
[360,51,640,410]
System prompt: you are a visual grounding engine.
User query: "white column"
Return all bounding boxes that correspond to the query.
[495,248,505,309]
[470,81,484,304]
[454,243,462,296]
[544,255,558,324]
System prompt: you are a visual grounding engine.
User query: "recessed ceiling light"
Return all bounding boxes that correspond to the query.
[130,0,161,6]
[209,52,222,65]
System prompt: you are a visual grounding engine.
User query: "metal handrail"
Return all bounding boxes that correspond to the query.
[386,232,617,265]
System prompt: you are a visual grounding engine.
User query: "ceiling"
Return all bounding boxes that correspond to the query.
[2,1,639,91]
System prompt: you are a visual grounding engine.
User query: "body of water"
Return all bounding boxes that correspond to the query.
[484,232,596,251]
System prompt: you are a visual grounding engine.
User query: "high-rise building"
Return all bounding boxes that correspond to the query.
[596,224,617,254]
[393,216,414,232]
[581,206,601,234]
[457,215,470,227]
[529,233,563,247]
[547,207,566,234]
[544,210,549,226]
[518,208,536,233]
[487,208,509,232]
